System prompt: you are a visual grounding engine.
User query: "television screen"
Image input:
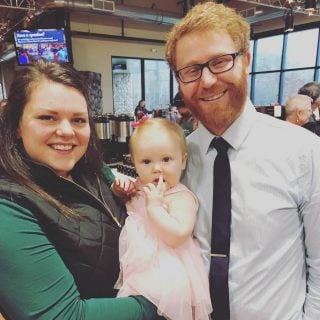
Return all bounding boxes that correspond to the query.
[13,28,72,65]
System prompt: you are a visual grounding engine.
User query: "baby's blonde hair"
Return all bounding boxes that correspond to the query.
[129,118,187,161]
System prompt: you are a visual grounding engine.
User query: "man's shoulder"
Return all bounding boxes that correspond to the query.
[186,125,203,141]
[186,127,204,149]
[256,112,311,134]
[254,113,320,154]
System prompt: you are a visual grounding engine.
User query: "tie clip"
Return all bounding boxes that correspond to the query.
[210,253,227,257]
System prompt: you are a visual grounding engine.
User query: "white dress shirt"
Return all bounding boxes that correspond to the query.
[182,99,320,320]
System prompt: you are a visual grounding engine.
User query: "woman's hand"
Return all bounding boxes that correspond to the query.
[111,174,136,201]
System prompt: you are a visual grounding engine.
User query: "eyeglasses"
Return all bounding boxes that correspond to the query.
[175,52,242,84]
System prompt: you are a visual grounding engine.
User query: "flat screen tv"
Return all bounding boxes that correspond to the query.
[13,28,73,65]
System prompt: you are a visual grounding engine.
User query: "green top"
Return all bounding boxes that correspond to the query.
[0,197,160,320]
[102,163,116,186]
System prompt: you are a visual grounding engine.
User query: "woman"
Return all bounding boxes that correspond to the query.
[134,99,150,120]
[0,59,162,319]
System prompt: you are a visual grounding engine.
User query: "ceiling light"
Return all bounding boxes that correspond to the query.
[254,9,264,15]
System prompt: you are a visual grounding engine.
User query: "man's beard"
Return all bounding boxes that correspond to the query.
[189,67,248,135]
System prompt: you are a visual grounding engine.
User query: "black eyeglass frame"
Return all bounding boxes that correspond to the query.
[175,52,243,84]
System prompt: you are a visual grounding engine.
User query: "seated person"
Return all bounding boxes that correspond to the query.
[173,93,198,136]
[134,99,150,120]
[298,81,320,136]
[285,94,315,132]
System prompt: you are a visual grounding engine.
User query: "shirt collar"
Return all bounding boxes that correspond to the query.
[223,98,257,151]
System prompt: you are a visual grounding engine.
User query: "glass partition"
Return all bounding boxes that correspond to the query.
[282,69,315,104]
[253,72,280,106]
[284,29,319,69]
[145,59,170,111]
[111,26,320,115]
[112,57,172,115]
[255,35,283,72]
[112,58,141,115]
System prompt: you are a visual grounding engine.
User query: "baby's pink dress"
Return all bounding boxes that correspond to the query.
[115,181,212,320]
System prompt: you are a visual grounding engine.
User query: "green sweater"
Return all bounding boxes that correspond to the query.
[0,198,160,320]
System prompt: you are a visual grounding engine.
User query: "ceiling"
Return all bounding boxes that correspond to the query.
[0,0,319,60]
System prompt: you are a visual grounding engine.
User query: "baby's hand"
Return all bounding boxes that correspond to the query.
[143,175,168,210]
[111,174,136,200]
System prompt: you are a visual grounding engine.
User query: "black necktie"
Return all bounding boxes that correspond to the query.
[209,137,231,320]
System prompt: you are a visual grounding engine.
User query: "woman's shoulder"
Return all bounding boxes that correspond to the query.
[0,177,54,219]
[0,176,28,195]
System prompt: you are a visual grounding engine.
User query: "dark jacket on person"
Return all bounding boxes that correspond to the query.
[134,105,150,118]
[0,160,126,299]
[302,114,320,137]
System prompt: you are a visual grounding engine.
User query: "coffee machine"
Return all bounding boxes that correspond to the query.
[94,113,134,164]
[94,114,115,163]
[114,114,134,157]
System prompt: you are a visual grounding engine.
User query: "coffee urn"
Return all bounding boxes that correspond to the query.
[114,114,134,157]
[93,114,117,163]
[94,115,111,140]
[115,114,134,142]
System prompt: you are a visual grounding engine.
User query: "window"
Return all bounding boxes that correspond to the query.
[282,69,315,103]
[145,60,170,110]
[112,57,172,115]
[0,83,3,101]
[247,40,254,97]
[250,26,320,106]
[247,74,251,98]
[249,40,254,73]
[111,25,320,115]
[255,35,283,72]
[285,29,318,69]
[172,75,179,102]
[112,58,141,115]
[253,72,280,106]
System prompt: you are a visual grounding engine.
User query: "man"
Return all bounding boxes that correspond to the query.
[173,92,198,136]
[165,2,320,320]
[298,82,320,136]
[298,82,320,118]
[285,94,313,128]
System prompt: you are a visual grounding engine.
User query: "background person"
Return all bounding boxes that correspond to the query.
[0,99,7,115]
[298,81,320,118]
[165,2,320,320]
[17,48,29,65]
[0,59,163,320]
[173,92,198,136]
[298,81,320,136]
[285,94,313,127]
[0,99,7,108]
[112,118,212,320]
[134,99,150,120]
